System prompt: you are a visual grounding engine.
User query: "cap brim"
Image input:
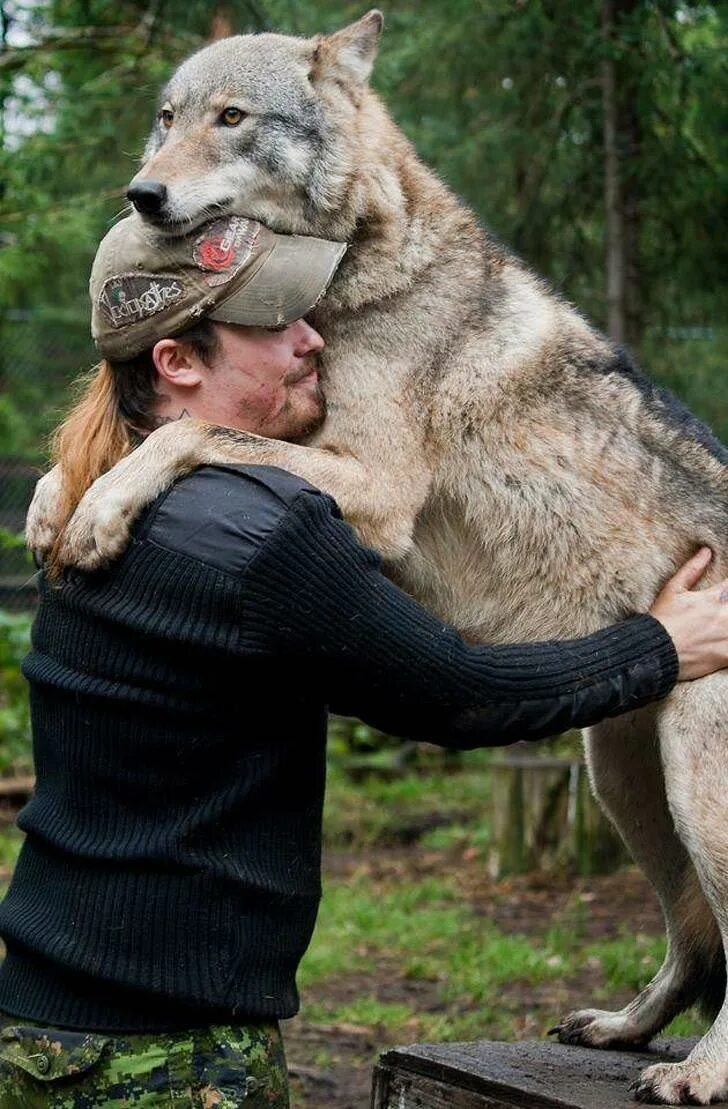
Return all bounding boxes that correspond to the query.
[207,234,347,328]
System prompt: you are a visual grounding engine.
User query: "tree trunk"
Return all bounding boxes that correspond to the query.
[602,0,642,353]
[210,1,272,40]
[209,7,234,40]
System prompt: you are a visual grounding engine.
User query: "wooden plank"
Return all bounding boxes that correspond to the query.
[0,777,34,800]
[373,1038,728,1109]
[373,1062,526,1108]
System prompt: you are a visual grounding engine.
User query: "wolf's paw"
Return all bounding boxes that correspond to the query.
[58,470,137,571]
[630,1059,728,1105]
[25,467,64,558]
[551,1008,651,1050]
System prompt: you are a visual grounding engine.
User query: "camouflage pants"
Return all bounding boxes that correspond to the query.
[0,1016,289,1107]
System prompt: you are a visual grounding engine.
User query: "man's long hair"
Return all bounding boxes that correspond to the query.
[47,322,219,574]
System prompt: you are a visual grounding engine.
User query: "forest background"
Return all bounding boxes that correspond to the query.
[0,3,726,1104]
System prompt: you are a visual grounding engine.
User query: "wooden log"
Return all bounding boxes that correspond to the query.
[371,1038,727,1108]
[488,754,628,878]
[0,776,34,801]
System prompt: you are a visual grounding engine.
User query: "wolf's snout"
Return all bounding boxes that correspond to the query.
[127,179,168,217]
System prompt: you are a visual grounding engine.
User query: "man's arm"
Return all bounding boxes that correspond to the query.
[241,489,678,749]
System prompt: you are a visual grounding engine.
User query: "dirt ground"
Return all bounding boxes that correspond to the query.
[283,847,664,1108]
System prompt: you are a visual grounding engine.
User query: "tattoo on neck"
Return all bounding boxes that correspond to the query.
[153,409,191,428]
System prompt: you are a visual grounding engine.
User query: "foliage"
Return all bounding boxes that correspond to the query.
[323,749,494,848]
[0,608,32,775]
[0,825,23,884]
[0,528,25,551]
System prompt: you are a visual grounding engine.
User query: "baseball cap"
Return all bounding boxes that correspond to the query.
[90,213,347,360]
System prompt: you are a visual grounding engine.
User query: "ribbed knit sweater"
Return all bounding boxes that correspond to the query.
[0,464,678,1031]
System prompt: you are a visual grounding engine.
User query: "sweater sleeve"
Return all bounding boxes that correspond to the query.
[241,490,679,749]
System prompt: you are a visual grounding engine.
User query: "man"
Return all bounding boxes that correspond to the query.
[1,213,727,1107]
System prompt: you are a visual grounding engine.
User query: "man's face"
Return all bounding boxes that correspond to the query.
[155,318,327,441]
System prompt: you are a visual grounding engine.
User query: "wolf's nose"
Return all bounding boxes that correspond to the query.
[127,180,168,216]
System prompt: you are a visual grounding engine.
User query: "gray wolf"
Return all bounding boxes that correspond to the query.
[27,12,728,1102]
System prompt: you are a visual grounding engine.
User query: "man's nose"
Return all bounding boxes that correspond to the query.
[294,320,325,355]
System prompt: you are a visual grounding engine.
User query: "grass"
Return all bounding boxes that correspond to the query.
[322,745,494,848]
[298,750,710,1044]
[300,864,708,1042]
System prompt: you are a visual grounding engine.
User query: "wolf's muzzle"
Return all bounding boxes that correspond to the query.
[127,179,168,217]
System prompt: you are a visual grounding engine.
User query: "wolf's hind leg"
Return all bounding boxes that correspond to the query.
[555,705,722,1051]
[632,675,728,1105]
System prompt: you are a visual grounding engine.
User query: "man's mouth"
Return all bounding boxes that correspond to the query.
[286,361,319,385]
[286,361,319,388]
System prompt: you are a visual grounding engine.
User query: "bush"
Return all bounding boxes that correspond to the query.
[0,609,33,776]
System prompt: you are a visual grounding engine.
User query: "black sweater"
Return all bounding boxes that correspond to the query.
[0,465,678,1031]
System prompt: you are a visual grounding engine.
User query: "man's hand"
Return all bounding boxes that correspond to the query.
[650,547,728,681]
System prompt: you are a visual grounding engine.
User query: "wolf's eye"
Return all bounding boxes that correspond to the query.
[160,108,174,129]
[221,107,245,127]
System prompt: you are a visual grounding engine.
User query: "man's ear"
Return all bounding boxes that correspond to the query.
[152,338,203,389]
[311,10,383,89]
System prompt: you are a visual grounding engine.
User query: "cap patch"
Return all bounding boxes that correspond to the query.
[98,275,184,329]
[193,216,259,287]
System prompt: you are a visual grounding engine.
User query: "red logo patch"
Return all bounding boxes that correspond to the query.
[193,217,258,286]
[196,236,236,272]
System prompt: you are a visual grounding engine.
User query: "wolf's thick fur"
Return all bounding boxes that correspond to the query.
[27,13,728,1102]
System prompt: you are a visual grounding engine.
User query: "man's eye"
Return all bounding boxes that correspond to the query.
[160,108,174,129]
[221,107,246,127]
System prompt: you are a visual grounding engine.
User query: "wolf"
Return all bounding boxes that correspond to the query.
[27,11,728,1103]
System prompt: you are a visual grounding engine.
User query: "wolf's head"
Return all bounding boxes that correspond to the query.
[127,11,384,239]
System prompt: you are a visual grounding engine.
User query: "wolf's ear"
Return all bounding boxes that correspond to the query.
[311,10,383,88]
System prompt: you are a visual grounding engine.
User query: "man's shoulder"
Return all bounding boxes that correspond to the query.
[142,464,322,578]
[192,463,321,504]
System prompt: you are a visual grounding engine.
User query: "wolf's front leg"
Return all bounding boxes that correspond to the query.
[554,706,721,1053]
[25,466,65,557]
[631,674,728,1105]
[39,420,429,571]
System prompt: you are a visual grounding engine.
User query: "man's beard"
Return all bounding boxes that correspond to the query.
[284,379,327,442]
[282,354,327,441]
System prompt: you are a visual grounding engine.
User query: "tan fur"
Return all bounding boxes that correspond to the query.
[26,13,728,1102]
[134,127,220,183]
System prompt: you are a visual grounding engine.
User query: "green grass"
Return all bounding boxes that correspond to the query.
[301,860,710,1041]
[322,746,494,849]
[300,755,711,1043]
[304,997,418,1031]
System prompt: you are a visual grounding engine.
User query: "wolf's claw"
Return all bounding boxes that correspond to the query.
[554,1008,652,1050]
[630,1059,728,1105]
